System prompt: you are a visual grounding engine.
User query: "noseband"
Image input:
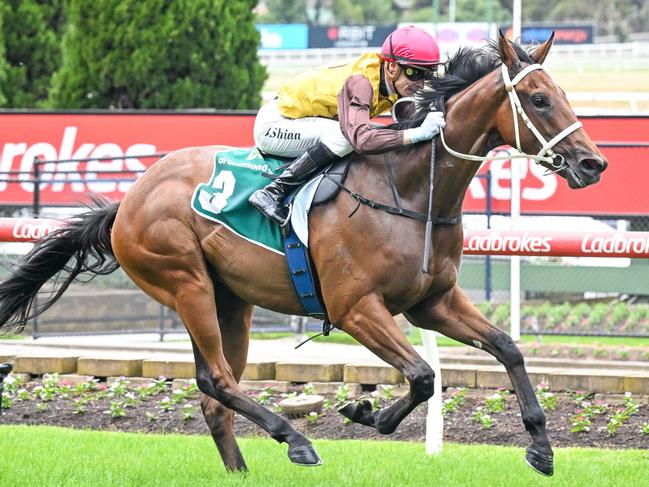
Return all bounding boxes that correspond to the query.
[439,63,583,171]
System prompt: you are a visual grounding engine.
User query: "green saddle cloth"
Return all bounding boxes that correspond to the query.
[191,147,287,254]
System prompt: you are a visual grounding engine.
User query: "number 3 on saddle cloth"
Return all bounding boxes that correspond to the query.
[191,147,351,320]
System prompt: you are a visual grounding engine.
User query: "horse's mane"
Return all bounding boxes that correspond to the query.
[390,40,534,132]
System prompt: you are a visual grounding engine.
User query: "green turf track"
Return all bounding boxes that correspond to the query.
[0,426,647,486]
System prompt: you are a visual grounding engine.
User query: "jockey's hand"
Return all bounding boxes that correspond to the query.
[403,111,446,144]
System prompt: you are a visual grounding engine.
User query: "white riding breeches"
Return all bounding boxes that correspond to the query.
[254,99,354,158]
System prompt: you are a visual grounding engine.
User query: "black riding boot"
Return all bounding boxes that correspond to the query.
[249,144,339,225]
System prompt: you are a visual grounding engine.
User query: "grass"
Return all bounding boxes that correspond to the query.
[3,328,647,348]
[520,334,649,347]
[265,64,649,94]
[0,334,24,340]
[0,426,648,486]
[264,66,649,111]
[251,330,649,348]
[550,69,649,93]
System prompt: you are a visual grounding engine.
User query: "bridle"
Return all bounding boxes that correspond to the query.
[438,63,583,172]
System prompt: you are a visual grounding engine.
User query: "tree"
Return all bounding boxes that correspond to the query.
[521,0,649,40]
[257,0,399,25]
[404,0,510,23]
[331,0,397,24]
[256,0,308,23]
[0,0,65,108]
[49,0,266,109]
[0,6,7,106]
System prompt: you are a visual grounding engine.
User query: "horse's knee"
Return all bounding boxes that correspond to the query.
[409,363,435,401]
[493,333,524,367]
[196,371,236,407]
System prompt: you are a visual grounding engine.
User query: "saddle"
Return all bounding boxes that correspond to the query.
[311,157,353,206]
[258,149,353,207]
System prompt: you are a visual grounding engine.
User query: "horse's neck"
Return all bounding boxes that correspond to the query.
[350,73,506,220]
[445,72,505,155]
[433,73,506,217]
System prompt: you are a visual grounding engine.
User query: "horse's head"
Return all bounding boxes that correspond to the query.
[496,31,607,188]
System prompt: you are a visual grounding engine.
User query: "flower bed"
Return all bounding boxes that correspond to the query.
[1,374,648,449]
[475,301,649,336]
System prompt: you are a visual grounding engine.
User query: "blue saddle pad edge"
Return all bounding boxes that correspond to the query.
[283,218,327,320]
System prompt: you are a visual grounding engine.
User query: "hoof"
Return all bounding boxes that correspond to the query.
[0,363,12,378]
[338,400,375,427]
[525,447,554,477]
[288,444,322,467]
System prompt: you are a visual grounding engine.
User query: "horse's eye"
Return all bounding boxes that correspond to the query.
[531,94,550,108]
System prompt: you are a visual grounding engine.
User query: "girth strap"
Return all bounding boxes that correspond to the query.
[322,173,460,225]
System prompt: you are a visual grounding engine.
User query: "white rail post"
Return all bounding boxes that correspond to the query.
[510,157,521,342]
[421,329,443,454]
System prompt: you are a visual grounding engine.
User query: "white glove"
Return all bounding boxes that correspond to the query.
[404,111,446,144]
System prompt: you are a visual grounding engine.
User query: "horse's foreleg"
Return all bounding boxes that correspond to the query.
[199,286,253,472]
[405,285,553,476]
[335,294,435,434]
[200,396,245,471]
[178,283,321,468]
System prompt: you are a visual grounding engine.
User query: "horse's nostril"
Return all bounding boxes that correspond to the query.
[579,157,605,174]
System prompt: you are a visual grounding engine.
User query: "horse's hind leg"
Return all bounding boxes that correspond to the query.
[405,285,553,477]
[117,243,320,468]
[177,280,321,468]
[200,285,253,472]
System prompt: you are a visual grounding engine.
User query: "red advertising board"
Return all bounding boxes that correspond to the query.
[466,116,649,216]
[0,112,647,216]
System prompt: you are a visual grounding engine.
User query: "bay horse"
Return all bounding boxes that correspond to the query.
[0,33,606,476]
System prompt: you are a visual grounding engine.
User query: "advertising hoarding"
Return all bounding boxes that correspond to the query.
[256,24,308,50]
[308,25,396,48]
[0,112,646,216]
[501,24,594,44]
[400,22,493,56]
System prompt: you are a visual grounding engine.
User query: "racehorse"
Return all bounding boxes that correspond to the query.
[0,33,606,476]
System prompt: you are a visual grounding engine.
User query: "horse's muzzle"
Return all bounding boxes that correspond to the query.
[566,153,607,188]
[578,155,607,178]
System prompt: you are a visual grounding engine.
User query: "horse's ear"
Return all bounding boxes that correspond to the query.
[530,31,555,65]
[497,30,520,70]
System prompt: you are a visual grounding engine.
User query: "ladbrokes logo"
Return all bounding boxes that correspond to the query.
[581,233,649,256]
[464,230,649,258]
[10,218,61,242]
[0,126,156,195]
[464,232,553,254]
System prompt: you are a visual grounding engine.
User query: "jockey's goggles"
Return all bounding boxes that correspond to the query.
[399,64,438,81]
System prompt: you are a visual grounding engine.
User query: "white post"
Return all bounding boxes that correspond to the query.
[510,158,521,342]
[510,0,522,342]
[421,329,443,454]
[512,0,522,40]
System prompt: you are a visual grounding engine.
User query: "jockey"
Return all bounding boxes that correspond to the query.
[249,25,446,225]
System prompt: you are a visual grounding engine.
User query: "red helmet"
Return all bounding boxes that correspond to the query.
[381,26,441,67]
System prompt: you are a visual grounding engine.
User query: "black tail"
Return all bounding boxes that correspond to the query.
[0,198,121,334]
